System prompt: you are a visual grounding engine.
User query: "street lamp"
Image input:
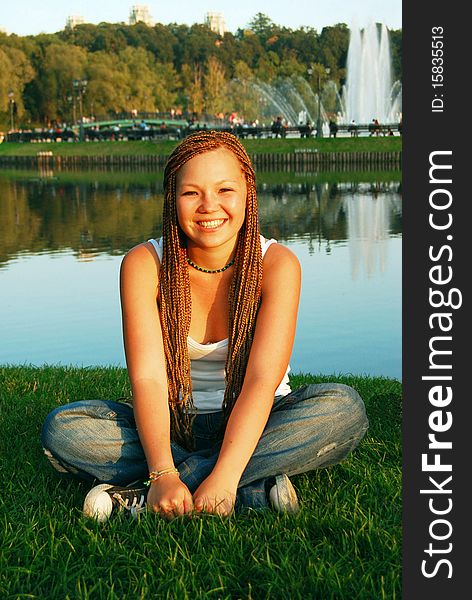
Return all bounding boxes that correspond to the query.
[72,79,88,140]
[73,79,88,121]
[67,95,75,124]
[8,91,15,131]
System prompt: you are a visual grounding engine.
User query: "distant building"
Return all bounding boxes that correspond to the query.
[66,15,85,29]
[205,12,226,36]
[129,5,154,26]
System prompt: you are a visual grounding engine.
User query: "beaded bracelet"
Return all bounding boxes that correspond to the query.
[145,467,180,487]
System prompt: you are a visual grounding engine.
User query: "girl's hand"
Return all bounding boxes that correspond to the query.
[146,474,194,520]
[193,474,237,516]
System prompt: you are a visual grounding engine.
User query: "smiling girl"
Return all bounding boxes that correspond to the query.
[41,131,368,520]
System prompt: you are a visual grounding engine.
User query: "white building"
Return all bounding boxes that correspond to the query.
[66,16,85,29]
[205,12,226,36]
[129,5,154,26]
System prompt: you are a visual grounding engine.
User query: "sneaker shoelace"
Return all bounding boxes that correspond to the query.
[112,491,147,517]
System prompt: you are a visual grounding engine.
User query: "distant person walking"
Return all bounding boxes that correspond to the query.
[329,120,338,138]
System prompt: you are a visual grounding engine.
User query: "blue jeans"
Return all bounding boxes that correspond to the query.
[41,383,368,510]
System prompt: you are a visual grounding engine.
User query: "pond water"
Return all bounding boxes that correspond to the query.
[0,167,402,380]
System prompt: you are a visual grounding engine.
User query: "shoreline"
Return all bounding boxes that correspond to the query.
[0,365,401,383]
[0,137,402,169]
[0,151,402,169]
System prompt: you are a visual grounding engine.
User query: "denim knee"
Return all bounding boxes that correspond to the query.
[298,382,369,442]
[41,404,66,453]
[41,403,78,474]
[41,400,146,484]
[330,382,367,410]
[304,383,369,468]
[323,383,369,435]
[41,402,81,463]
[41,400,119,461]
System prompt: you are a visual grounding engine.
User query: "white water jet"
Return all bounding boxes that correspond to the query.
[252,81,301,125]
[250,77,329,129]
[341,23,402,124]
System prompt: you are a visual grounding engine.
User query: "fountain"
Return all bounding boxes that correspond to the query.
[340,22,402,125]
[248,77,329,132]
[234,22,401,131]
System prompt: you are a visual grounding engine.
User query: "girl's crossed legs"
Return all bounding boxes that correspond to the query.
[41,383,368,511]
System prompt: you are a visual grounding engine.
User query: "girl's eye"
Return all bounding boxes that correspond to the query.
[220,188,233,193]
[182,191,197,196]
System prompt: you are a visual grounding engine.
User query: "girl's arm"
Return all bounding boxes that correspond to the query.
[120,243,193,517]
[193,244,301,514]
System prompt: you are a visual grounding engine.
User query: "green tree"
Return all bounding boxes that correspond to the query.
[172,24,219,70]
[389,29,402,82]
[180,63,204,114]
[227,60,261,122]
[210,32,238,78]
[152,62,179,111]
[118,47,178,112]
[274,27,320,66]
[119,22,176,63]
[35,43,87,122]
[318,24,350,83]
[150,24,178,63]
[203,56,228,115]
[255,51,279,82]
[236,31,265,70]
[85,51,130,116]
[0,45,35,124]
[90,23,128,53]
[0,48,15,123]
[248,13,277,38]
[277,53,307,78]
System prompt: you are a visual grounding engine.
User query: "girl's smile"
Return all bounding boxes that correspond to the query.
[195,218,227,230]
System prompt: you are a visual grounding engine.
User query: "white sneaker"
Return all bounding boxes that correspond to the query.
[268,474,300,514]
[83,482,147,522]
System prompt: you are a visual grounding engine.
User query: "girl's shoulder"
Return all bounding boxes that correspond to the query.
[146,238,163,262]
[261,235,276,258]
[120,241,161,286]
[260,236,301,290]
[261,235,300,266]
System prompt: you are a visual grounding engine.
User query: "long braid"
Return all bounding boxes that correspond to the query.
[160,130,263,449]
[160,173,194,448]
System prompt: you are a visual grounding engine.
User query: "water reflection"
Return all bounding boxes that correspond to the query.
[0,173,401,270]
[0,176,163,264]
[0,168,402,378]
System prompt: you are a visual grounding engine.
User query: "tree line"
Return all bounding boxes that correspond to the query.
[0,13,402,128]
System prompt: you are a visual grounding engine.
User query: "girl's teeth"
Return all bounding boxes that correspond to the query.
[199,220,224,228]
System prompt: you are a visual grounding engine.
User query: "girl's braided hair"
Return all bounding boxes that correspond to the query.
[159,130,262,449]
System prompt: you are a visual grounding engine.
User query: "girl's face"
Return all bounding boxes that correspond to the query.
[175,148,247,252]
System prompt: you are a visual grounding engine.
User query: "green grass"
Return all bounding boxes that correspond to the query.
[0,366,401,599]
[0,136,401,158]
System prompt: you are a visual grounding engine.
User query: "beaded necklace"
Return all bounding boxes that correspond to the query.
[186,256,235,274]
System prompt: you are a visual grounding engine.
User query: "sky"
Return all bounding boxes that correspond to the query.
[0,1,401,37]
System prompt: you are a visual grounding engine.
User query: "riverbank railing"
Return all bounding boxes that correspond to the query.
[3,122,402,144]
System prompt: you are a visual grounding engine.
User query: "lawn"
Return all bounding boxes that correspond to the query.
[0,367,401,599]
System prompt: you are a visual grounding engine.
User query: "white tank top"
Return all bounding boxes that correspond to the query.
[148,235,292,412]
